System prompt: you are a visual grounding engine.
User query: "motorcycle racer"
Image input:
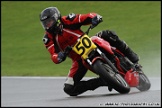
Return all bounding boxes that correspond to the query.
[39,7,140,96]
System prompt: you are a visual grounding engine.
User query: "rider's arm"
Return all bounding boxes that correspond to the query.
[42,33,61,64]
[61,12,98,28]
[78,13,98,25]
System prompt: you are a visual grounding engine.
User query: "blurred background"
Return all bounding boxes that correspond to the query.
[1,1,161,77]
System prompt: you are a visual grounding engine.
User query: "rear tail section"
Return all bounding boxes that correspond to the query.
[124,69,139,87]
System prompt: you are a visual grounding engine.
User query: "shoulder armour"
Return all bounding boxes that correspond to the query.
[66,13,76,21]
[42,34,49,44]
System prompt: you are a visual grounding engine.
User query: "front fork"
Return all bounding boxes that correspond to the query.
[86,48,119,74]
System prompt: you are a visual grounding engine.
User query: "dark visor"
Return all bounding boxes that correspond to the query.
[42,17,56,30]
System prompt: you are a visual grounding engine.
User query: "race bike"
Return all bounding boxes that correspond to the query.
[64,24,151,94]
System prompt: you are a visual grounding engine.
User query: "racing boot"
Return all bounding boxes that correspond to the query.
[107,85,113,92]
[79,77,113,93]
[85,77,112,91]
[98,77,113,92]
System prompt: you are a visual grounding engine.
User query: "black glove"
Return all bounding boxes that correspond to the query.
[92,14,103,28]
[57,52,66,63]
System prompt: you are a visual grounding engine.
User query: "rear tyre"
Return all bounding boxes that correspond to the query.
[136,73,151,91]
[93,59,130,94]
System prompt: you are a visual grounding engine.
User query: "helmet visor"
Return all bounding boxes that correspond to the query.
[41,17,56,30]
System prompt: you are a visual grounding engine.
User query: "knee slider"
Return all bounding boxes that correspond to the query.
[63,84,74,95]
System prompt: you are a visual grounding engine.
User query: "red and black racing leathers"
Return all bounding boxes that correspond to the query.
[42,13,97,78]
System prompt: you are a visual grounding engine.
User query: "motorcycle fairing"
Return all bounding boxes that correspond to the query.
[91,36,114,55]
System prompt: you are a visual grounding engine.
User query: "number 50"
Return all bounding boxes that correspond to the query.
[75,37,92,56]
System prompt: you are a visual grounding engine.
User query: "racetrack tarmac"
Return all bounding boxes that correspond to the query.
[1,77,161,107]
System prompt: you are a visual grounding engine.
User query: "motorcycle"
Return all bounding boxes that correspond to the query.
[64,24,151,94]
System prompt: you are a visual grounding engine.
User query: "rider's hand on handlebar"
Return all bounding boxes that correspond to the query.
[92,14,103,28]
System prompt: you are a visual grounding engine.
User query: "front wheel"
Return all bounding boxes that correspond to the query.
[93,59,130,94]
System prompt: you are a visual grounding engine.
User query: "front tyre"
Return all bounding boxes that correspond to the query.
[93,59,130,94]
[136,73,151,91]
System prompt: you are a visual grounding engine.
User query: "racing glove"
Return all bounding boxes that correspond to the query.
[92,14,103,28]
[57,52,66,63]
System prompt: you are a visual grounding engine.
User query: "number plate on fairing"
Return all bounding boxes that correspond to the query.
[72,34,97,59]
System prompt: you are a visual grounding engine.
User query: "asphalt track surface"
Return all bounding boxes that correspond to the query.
[1,76,161,107]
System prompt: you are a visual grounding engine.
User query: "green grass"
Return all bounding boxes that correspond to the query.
[1,1,161,77]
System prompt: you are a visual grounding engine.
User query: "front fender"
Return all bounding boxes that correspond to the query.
[82,56,104,73]
[91,56,105,65]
